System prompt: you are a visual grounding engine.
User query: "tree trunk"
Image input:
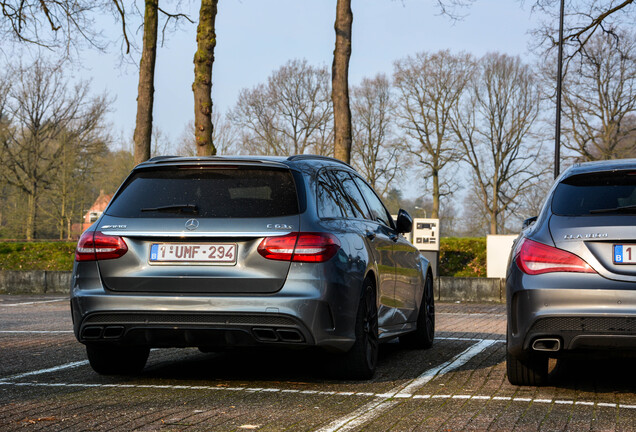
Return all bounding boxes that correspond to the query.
[133,0,159,165]
[59,193,66,240]
[332,0,353,163]
[490,185,499,234]
[26,188,36,241]
[193,0,218,156]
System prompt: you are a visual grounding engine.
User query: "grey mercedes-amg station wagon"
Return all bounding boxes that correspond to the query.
[71,155,434,379]
[507,159,636,385]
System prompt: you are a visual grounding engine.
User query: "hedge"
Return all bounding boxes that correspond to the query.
[438,237,487,277]
[0,242,76,271]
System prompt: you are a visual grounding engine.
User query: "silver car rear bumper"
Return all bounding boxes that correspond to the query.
[507,269,636,358]
[71,268,362,352]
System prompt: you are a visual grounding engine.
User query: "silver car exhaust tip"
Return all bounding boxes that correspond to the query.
[532,338,561,352]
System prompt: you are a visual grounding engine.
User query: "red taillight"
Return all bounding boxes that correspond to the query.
[515,238,595,275]
[75,231,128,262]
[257,232,340,263]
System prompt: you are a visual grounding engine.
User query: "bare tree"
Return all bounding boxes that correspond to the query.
[229,59,333,156]
[132,0,159,165]
[128,1,193,164]
[92,148,134,197]
[0,0,140,57]
[531,0,635,57]
[0,59,110,240]
[193,0,218,156]
[42,128,108,239]
[551,31,636,160]
[394,50,475,218]
[332,0,353,163]
[452,53,543,235]
[350,74,401,197]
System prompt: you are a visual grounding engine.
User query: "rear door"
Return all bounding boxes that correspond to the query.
[392,235,421,323]
[96,163,302,294]
[345,173,400,326]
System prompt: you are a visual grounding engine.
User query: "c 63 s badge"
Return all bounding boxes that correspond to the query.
[101,225,127,230]
[267,223,293,230]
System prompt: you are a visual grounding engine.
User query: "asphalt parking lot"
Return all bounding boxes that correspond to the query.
[2,295,636,431]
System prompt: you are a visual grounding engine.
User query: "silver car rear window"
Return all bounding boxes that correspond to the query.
[105,167,299,218]
[552,171,636,216]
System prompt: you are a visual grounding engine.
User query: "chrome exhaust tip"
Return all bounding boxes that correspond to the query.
[532,338,561,352]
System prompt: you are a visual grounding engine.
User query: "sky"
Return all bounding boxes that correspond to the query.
[1,0,546,206]
[75,0,543,150]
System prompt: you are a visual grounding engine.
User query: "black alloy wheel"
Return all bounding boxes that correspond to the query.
[400,272,435,349]
[340,280,379,380]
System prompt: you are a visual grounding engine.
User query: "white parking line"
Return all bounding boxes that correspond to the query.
[438,336,505,343]
[397,339,498,397]
[316,339,497,432]
[0,381,633,412]
[0,360,88,382]
[0,299,67,307]
[0,330,73,334]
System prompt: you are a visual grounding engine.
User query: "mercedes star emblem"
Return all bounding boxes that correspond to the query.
[185,219,199,230]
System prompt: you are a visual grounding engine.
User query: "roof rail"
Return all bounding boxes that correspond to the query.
[286,154,351,167]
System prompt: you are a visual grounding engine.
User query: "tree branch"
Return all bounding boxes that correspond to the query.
[111,0,130,54]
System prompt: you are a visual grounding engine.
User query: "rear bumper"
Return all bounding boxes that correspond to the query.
[507,268,636,358]
[74,309,314,348]
[71,271,362,353]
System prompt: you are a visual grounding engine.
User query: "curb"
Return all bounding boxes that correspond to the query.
[0,271,72,295]
[0,271,506,302]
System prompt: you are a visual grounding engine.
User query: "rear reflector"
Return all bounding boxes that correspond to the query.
[75,231,128,262]
[515,238,595,275]
[257,232,340,263]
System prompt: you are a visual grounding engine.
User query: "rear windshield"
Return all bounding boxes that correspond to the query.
[106,167,299,218]
[552,171,636,216]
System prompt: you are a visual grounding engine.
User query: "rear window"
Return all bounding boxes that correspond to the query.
[552,171,636,216]
[106,167,299,218]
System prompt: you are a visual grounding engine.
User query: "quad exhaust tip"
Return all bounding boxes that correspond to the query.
[532,338,561,352]
[81,325,125,340]
[252,327,304,343]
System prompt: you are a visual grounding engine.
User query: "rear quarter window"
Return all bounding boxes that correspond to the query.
[106,167,299,218]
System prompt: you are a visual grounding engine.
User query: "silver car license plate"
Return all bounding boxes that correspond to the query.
[613,244,636,264]
[150,243,237,264]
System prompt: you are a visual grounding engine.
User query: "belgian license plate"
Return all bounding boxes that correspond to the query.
[150,243,237,264]
[613,244,636,264]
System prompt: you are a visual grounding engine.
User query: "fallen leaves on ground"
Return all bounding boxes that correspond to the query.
[18,416,57,425]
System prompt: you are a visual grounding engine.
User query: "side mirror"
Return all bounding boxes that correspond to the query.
[396,209,413,234]
[522,216,538,230]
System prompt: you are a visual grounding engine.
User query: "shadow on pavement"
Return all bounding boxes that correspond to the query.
[137,331,504,384]
[549,357,636,393]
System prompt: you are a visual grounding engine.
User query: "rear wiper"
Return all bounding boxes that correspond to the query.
[140,204,199,214]
[590,204,636,214]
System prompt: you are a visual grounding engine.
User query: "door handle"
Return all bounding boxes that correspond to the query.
[365,231,376,240]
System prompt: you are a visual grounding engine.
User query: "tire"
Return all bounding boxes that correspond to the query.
[506,350,548,386]
[340,280,379,380]
[400,272,435,349]
[86,344,149,375]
